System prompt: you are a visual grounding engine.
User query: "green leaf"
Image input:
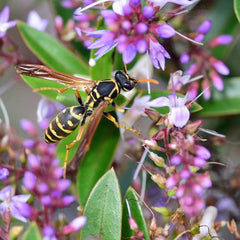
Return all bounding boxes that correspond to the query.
[197,77,240,117]
[234,0,240,22]
[90,48,114,81]
[22,223,42,240]
[20,75,82,106]
[122,187,150,240]
[17,21,89,75]
[81,169,122,240]
[77,116,120,206]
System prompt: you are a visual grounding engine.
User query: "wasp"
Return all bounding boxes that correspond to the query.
[16,64,158,175]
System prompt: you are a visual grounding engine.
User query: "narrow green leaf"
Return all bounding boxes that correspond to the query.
[81,169,122,240]
[17,21,89,75]
[90,49,114,81]
[22,223,42,240]
[234,0,240,22]
[198,77,240,117]
[20,75,81,106]
[77,116,120,206]
[122,187,150,240]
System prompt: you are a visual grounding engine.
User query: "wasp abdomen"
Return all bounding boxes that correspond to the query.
[45,106,85,143]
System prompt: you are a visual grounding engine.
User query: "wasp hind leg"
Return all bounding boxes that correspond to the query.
[104,113,141,136]
[63,122,85,178]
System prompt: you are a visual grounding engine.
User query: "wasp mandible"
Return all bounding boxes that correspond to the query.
[16,64,158,175]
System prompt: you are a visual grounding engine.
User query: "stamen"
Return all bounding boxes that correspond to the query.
[74,0,113,15]
[175,30,204,46]
[0,98,10,129]
[133,148,148,180]
[191,86,210,103]
[188,75,203,83]
[125,199,132,217]
[140,170,146,203]
[89,58,96,67]
[199,128,226,138]
[146,51,151,94]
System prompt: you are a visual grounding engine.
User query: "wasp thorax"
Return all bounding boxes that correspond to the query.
[115,71,135,91]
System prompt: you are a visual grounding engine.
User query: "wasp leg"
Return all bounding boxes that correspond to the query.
[63,123,85,178]
[34,86,70,93]
[112,102,125,113]
[74,89,83,106]
[123,63,128,74]
[104,113,141,136]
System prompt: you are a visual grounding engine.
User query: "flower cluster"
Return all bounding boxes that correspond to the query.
[180,19,233,99]
[20,118,86,238]
[56,0,99,46]
[23,153,86,238]
[0,6,18,75]
[148,119,212,216]
[76,0,199,68]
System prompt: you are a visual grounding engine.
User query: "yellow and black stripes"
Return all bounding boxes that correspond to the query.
[85,80,120,108]
[45,106,85,143]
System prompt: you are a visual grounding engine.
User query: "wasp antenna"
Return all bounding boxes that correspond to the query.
[123,63,128,74]
[137,78,159,84]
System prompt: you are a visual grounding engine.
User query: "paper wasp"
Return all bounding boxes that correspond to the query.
[16,64,158,175]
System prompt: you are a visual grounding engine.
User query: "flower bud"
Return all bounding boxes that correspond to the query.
[197,19,212,34]
[62,216,87,235]
[156,24,175,38]
[0,168,9,180]
[184,120,203,134]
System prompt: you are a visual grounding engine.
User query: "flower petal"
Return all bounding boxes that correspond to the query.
[171,105,190,128]
[0,6,10,23]
[122,44,137,64]
[0,185,11,201]
[147,96,170,107]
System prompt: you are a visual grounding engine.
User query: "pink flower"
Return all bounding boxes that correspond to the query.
[27,10,48,31]
[149,94,190,128]
[0,6,17,38]
[0,186,31,222]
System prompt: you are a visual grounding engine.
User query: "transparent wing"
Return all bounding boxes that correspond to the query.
[67,101,108,172]
[16,64,95,90]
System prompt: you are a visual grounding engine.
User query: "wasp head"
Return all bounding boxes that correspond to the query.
[115,71,136,92]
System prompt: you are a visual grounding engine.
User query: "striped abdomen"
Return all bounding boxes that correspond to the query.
[45,106,85,143]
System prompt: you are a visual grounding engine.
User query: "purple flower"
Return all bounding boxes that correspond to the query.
[0,168,9,180]
[27,10,48,31]
[0,6,17,38]
[0,186,31,222]
[43,226,57,240]
[149,94,190,128]
[181,19,233,99]
[148,37,170,70]
[20,119,38,137]
[80,0,196,68]
[148,0,199,8]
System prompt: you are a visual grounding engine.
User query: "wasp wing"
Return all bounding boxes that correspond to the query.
[67,101,108,172]
[16,64,95,91]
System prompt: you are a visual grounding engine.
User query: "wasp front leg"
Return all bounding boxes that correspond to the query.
[112,101,125,113]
